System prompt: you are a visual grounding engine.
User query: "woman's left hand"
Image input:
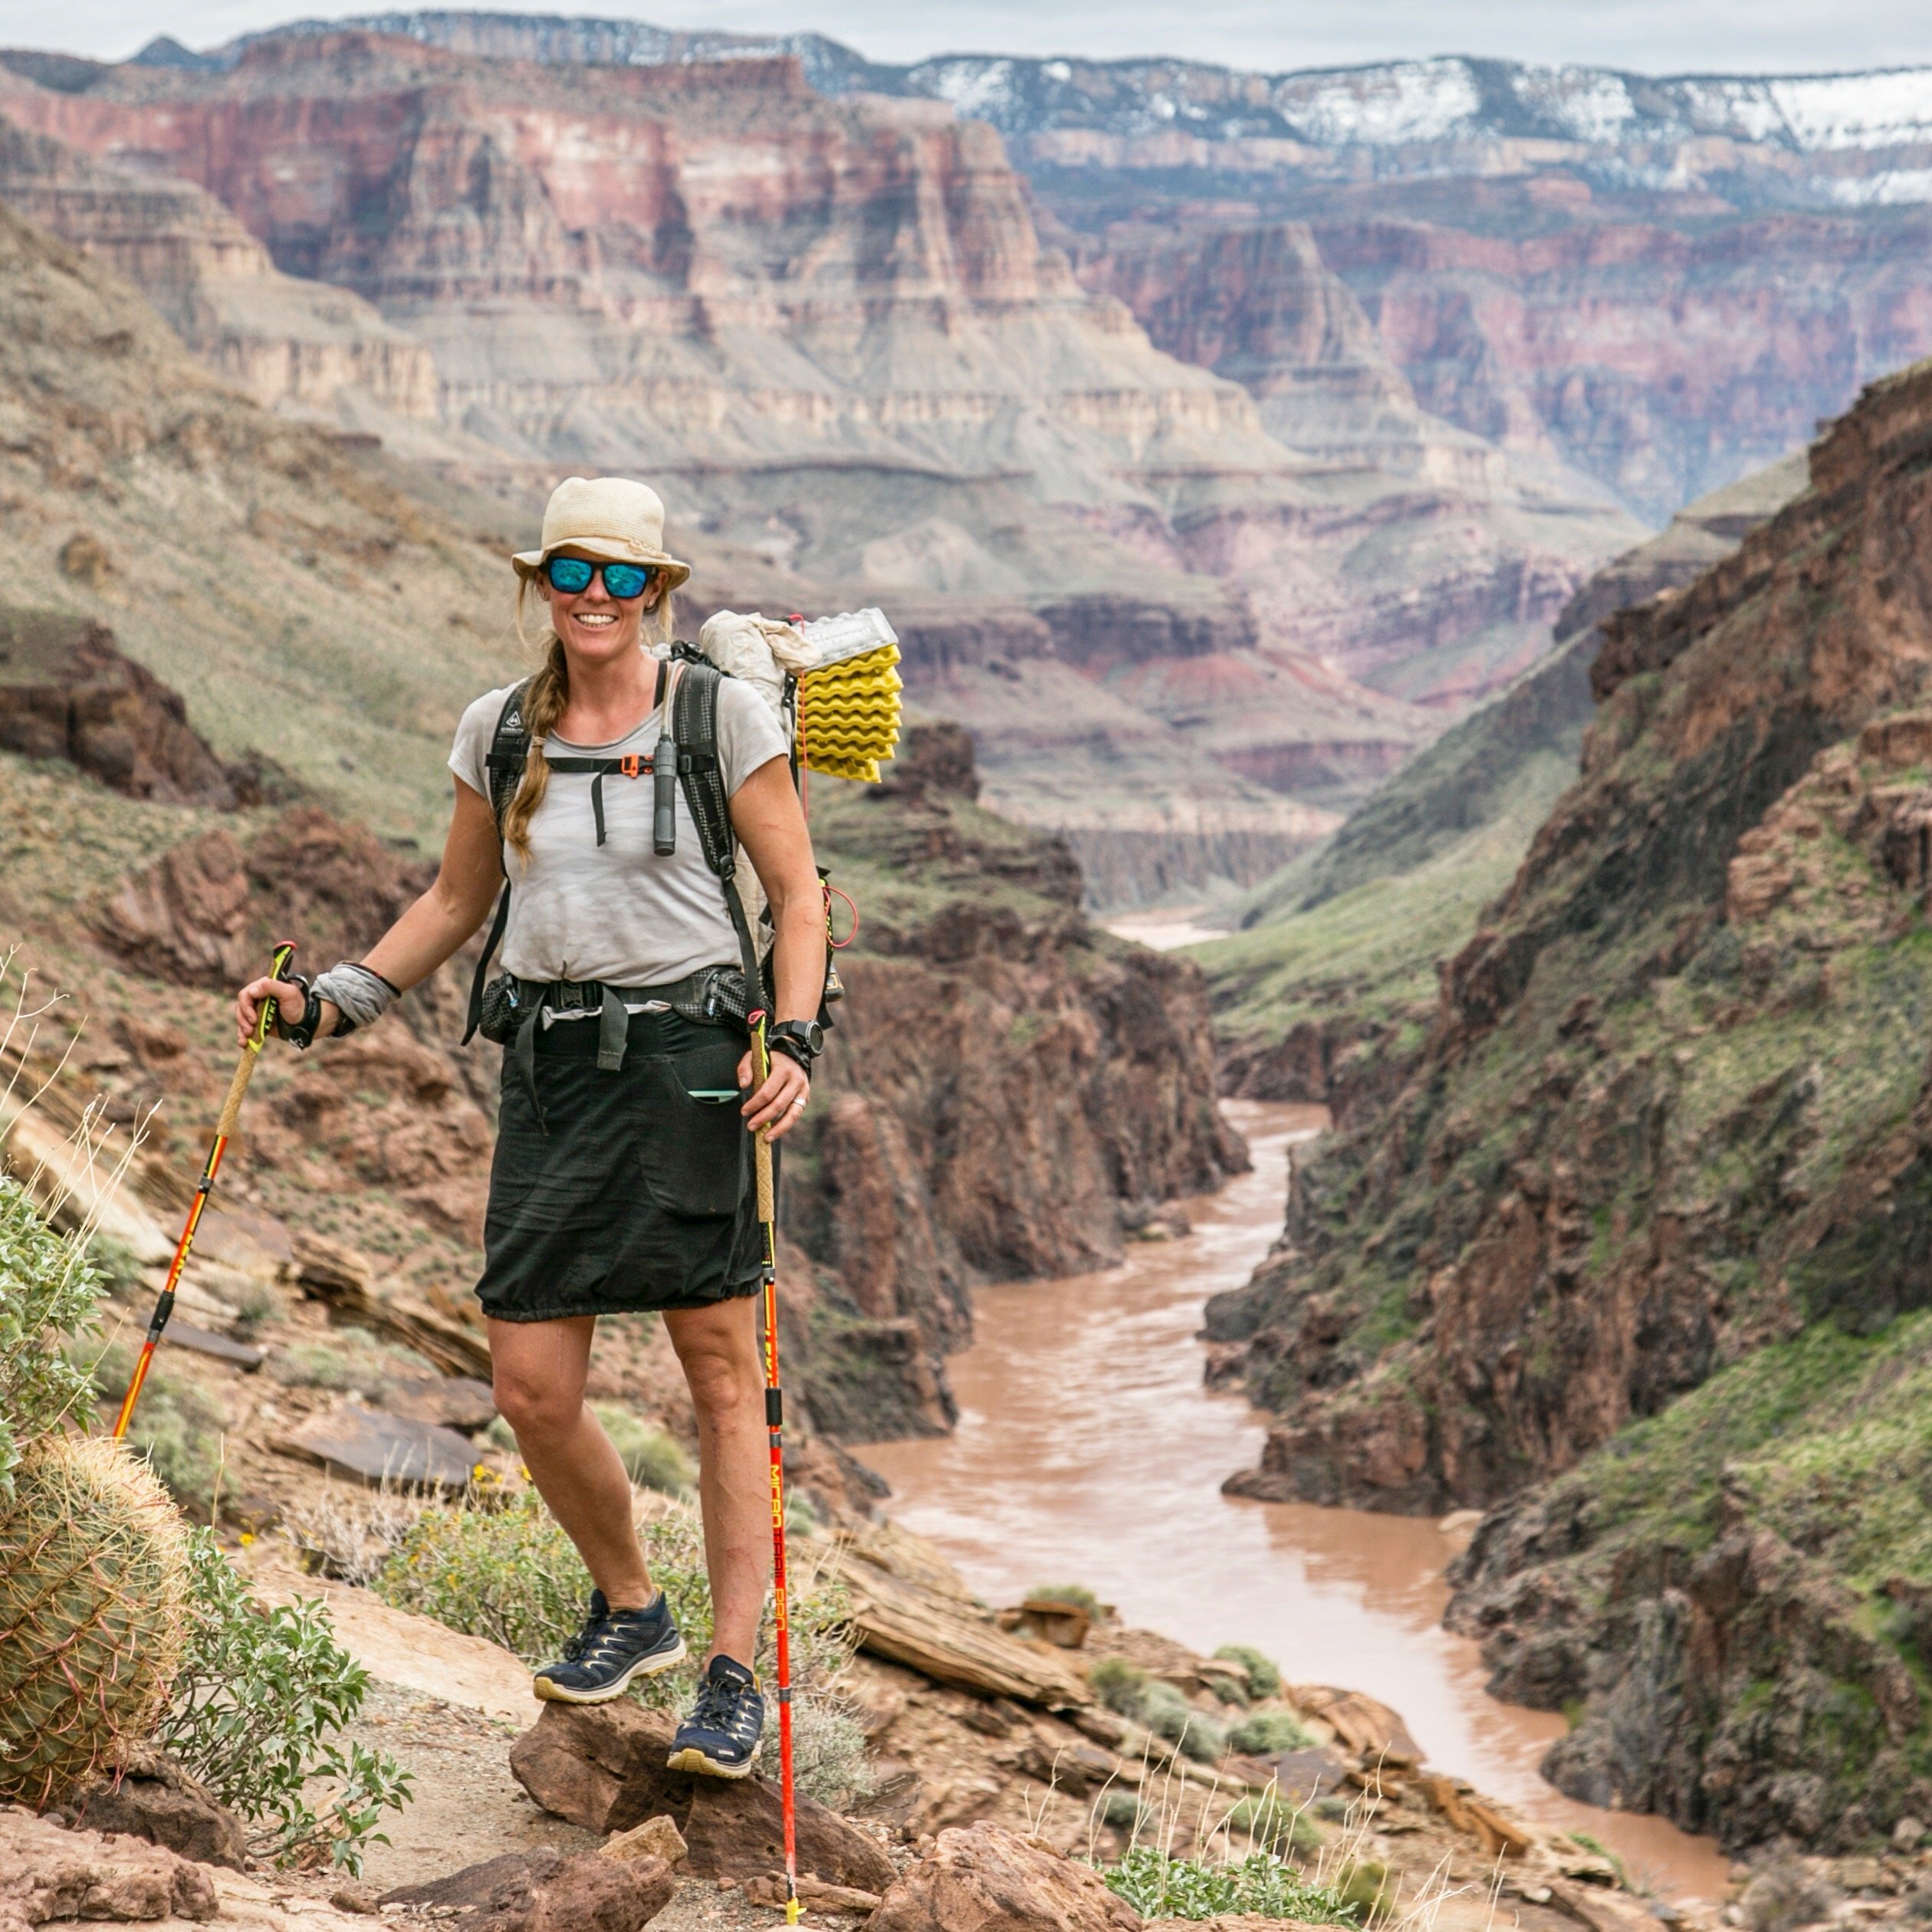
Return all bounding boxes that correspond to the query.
[738,1047,811,1141]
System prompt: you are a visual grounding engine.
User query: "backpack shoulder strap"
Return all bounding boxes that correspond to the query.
[481,678,534,839]
[463,680,531,1044]
[669,655,764,994]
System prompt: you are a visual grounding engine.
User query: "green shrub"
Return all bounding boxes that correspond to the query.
[1335,1859,1394,1921]
[1028,1583,1100,1615]
[590,1402,695,1497]
[1226,1792,1320,1855]
[227,1279,286,1339]
[0,1175,101,1495]
[1229,1710,1316,1756]
[1142,1682,1226,1763]
[789,1694,874,1809]
[1098,1789,1147,1833]
[380,1485,706,1671]
[159,1530,412,1874]
[270,1330,432,1392]
[1103,1847,1358,1924]
[1214,1644,1283,1700]
[1090,1656,1149,1717]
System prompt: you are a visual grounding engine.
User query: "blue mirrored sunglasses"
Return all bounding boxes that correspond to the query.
[544,556,656,600]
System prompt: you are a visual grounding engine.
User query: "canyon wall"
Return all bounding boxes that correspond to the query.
[1204,354,1932,1849]
[0,30,1648,902]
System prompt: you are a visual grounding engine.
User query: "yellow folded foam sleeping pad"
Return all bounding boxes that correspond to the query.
[796,642,902,781]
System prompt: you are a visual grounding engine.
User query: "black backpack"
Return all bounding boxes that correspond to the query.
[461,649,766,1043]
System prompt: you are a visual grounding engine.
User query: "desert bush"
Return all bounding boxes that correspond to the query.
[227,1278,287,1339]
[1333,1858,1394,1921]
[158,1530,411,1874]
[1740,1860,1842,1932]
[1142,1681,1226,1763]
[1028,1582,1100,1615]
[270,1329,434,1392]
[590,1401,695,1497]
[1103,1846,1358,1924]
[1226,1792,1320,1856]
[1090,1656,1150,1717]
[788,1694,875,1809]
[1229,1710,1315,1755]
[283,1480,424,1587]
[1098,1789,1147,1833]
[0,1174,100,1495]
[1214,1644,1283,1700]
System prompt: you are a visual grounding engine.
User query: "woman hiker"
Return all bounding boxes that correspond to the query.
[234,475,826,1779]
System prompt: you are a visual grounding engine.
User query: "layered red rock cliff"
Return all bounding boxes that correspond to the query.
[0,32,1645,899]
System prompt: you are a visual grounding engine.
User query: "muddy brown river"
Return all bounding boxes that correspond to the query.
[860,1101,1732,1906]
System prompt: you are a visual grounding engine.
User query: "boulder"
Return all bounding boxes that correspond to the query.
[71,1750,248,1870]
[600,1816,685,1868]
[379,1848,672,1932]
[0,1808,219,1932]
[0,607,235,807]
[275,1405,476,1492]
[508,1702,894,1895]
[870,1822,1140,1931]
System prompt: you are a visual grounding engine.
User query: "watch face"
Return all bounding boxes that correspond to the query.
[804,1020,824,1053]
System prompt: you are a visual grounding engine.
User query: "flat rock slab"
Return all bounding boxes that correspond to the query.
[244,1558,534,1722]
[870,1822,1140,1931]
[1267,1746,1352,1805]
[160,1319,266,1369]
[509,1701,895,1896]
[381,1374,498,1434]
[381,1847,672,1932]
[278,1404,477,1491]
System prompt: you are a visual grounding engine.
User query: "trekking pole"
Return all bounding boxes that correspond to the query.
[113,941,295,1440]
[748,1010,799,1926]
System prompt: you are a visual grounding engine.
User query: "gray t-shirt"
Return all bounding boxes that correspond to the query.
[450,674,790,988]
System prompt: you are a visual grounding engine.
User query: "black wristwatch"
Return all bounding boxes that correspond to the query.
[767,1019,824,1072]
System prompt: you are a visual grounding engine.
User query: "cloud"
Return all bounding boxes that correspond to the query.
[13,0,1932,77]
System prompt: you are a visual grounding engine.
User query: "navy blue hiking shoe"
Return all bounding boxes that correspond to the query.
[533,1589,686,1704]
[666,1654,765,1779]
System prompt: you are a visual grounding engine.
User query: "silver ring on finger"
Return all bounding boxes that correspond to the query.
[790,1097,807,1112]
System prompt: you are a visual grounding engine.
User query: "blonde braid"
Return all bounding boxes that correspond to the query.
[503,629,569,859]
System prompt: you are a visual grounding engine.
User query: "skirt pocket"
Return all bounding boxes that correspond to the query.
[636,1043,748,1218]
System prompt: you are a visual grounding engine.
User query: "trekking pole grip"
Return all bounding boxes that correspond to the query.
[215,940,297,1138]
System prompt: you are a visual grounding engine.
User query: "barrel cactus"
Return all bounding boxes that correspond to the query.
[0,1431,191,1804]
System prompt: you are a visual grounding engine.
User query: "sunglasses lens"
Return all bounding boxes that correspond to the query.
[546,557,594,593]
[602,564,652,600]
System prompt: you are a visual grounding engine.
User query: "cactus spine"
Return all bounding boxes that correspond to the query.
[0,1432,191,1804]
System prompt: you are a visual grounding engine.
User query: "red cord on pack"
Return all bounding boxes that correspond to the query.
[826,884,858,950]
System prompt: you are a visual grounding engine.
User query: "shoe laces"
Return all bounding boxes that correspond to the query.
[692,1667,757,1738]
[560,1607,605,1664]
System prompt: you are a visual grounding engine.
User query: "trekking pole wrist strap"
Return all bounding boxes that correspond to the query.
[767,1034,814,1075]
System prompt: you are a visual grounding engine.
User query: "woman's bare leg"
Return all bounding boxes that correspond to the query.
[663,1297,769,1667]
[488,1315,655,1609]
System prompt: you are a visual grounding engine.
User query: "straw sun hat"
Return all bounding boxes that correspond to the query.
[512,476,692,591]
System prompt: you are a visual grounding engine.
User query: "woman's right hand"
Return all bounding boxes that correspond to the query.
[235,976,319,1049]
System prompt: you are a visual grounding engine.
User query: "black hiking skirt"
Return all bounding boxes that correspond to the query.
[476,1008,765,1322]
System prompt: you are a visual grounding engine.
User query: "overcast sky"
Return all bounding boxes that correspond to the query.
[10,0,1932,77]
